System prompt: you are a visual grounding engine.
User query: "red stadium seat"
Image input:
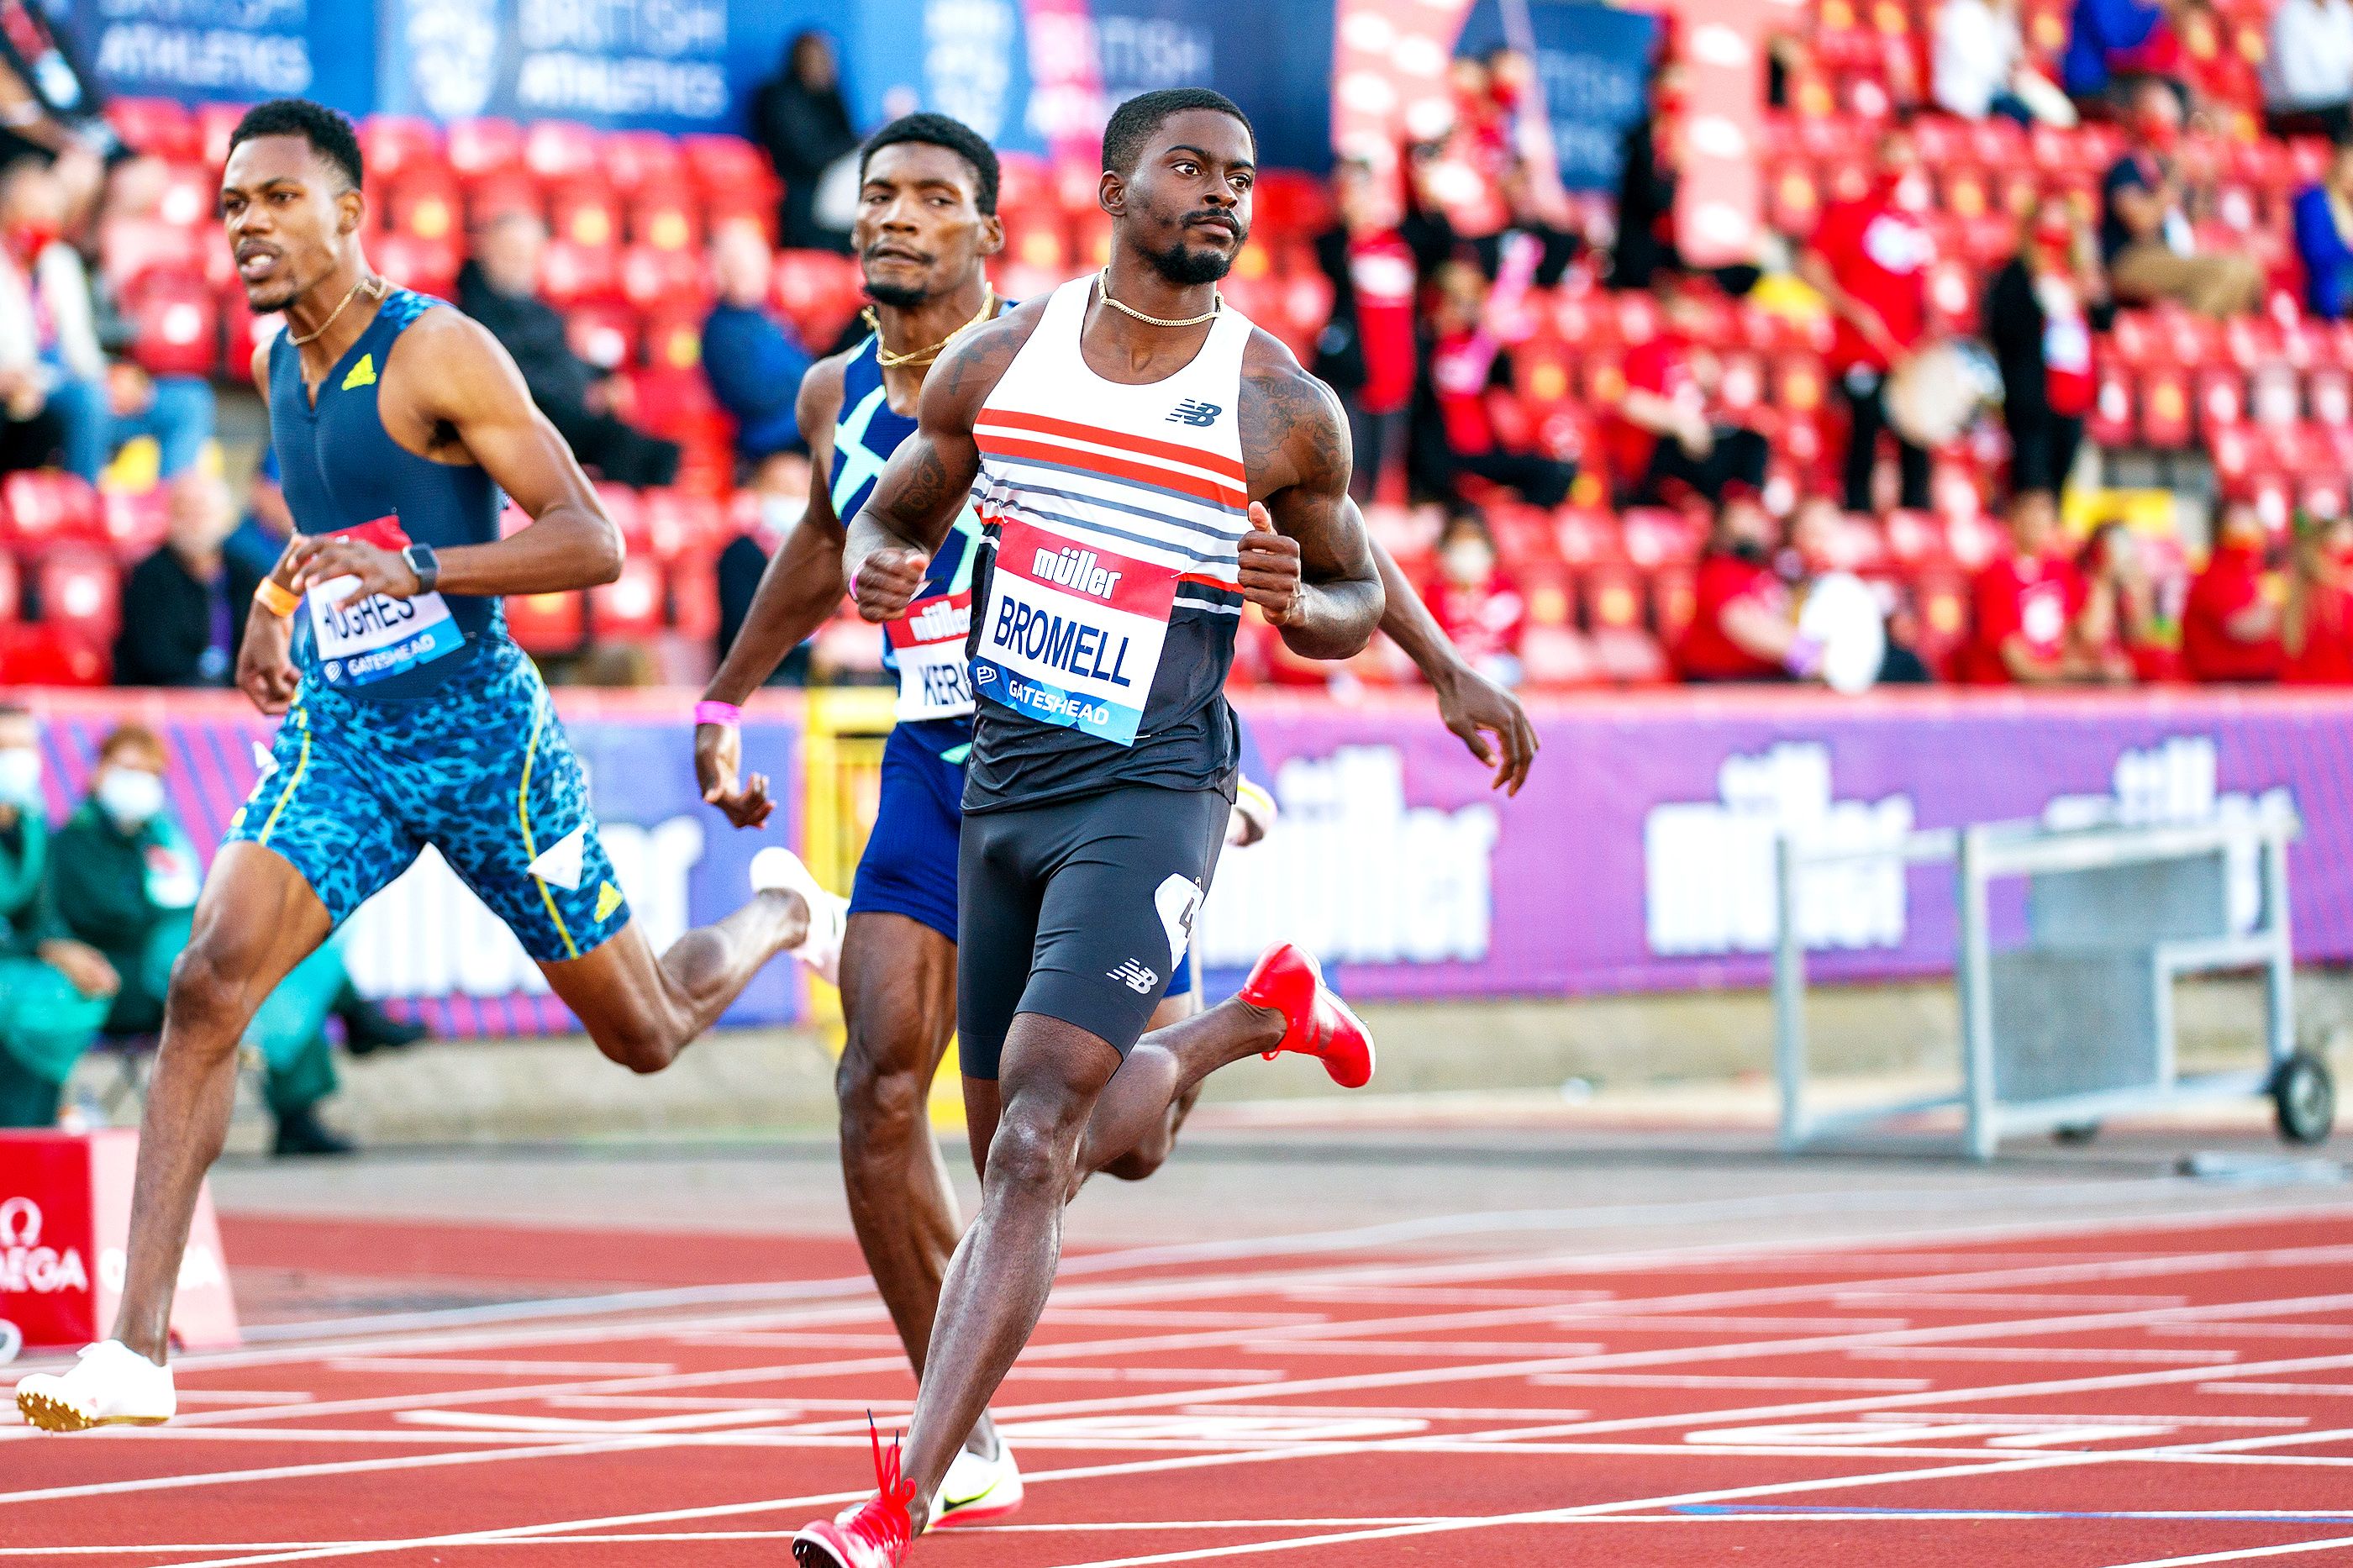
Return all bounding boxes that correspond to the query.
[102,488,169,559]
[446,118,525,179]
[504,592,586,655]
[566,301,639,372]
[682,134,773,195]
[1649,563,1698,645]
[108,98,200,162]
[0,622,106,687]
[1592,626,1671,685]
[0,547,17,622]
[619,243,709,313]
[641,488,725,561]
[2140,369,2195,448]
[627,187,705,253]
[3,471,104,552]
[386,169,465,242]
[373,232,461,299]
[2250,361,2303,427]
[640,304,705,372]
[537,239,617,307]
[590,555,666,639]
[100,218,205,292]
[771,250,863,347]
[2312,367,2352,427]
[2196,366,2247,432]
[1907,568,1971,676]
[1002,212,1070,271]
[196,103,246,170]
[549,179,621,250]
[602,131,687,195]
[524,120,602,182]
[1884,507,1950,567]
[155,162,215,229]
[1621,508,1701,568]
[35,544,121,644]
[2087,366,2137,447]
[1578,563,1646,632]
[358,117,443,185]
[1552,507,1624,566]
[703,184,776,245]
[219,286,267,376]
[125,274,219,379]
[669,549,721,640]
[465,169,543,229]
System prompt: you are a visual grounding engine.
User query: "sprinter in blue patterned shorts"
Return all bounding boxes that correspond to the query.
[694,113,1539,1531]
[14,99,848,1438]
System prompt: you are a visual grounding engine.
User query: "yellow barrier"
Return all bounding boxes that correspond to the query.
[799,686,967,1128]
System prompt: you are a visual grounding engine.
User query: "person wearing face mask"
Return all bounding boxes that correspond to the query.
[113,473,264,687]
[2184,500,2286,682]
[1799,127,1935,514]
[0,703,118,1128]
[1420,511,1526,689]
[0,157,213,483]
[1986,197,2112,502]
[2100,82,2262,318]
[1675,492,1824,681]
[49,724,408,1157]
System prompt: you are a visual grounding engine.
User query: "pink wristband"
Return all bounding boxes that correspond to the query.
[693,700,742,727]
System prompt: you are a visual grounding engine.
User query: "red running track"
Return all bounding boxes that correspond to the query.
[6,1205,2353,1565]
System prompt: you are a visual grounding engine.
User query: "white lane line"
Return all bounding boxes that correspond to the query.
[2093,1535,2353,1566]
[1853,1346,2240,1365]
[319,1360,680,1376]
[1531,1374,1934,1391]
[2201,1383,2353,1397]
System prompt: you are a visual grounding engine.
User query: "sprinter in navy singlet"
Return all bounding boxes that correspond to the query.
[14,98,843,1438]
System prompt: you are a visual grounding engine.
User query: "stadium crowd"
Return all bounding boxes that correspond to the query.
[2,11,2353,697]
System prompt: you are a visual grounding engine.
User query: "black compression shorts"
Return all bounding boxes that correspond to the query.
[955,784,1229,1079]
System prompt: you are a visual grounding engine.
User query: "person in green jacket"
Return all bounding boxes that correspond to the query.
[50,723,424,1156]
[0,706,118,1128]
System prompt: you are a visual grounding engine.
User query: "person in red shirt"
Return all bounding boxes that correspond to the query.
[2284,513,2353,684]
[1961,490,2124,683]
[1675,492,1822,681]
[1421,510,1527,687]
[1313,160,1437,503]
[1801,126,1935,514]
[1416,258,1578,507]
[1607,273,1770,506]
[2183,500,2284,681]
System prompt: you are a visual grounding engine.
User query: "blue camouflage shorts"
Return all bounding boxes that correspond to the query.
[225,639,630,963]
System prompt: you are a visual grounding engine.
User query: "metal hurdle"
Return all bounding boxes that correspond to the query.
[1772,800,2332,1160]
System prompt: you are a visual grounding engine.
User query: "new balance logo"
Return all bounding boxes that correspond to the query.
[1108,959,1160,995]
[1166,399,1222,427]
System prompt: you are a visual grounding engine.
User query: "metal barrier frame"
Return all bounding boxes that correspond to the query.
[1773,806,2301,1160]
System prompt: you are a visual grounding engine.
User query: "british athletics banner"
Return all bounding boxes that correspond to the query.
[20,689,2353,1029]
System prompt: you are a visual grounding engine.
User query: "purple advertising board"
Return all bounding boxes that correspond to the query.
[18,688,2353,1029]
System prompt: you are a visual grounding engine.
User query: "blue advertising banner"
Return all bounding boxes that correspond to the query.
[377,0,737,130]
[1455,0,1656,191]
[58,0,376,111]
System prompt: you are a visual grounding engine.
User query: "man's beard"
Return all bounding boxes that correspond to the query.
[1141,236,1237,287]
[866,279,930,310]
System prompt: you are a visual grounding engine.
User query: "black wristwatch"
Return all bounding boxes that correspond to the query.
[401,542,440,595]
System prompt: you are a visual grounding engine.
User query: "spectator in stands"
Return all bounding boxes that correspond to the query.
[1411,257,1578,508]
[2183,499,2285,681]
[1786,494,1935,682]
[1313,160,1438,503]
[1960,489,2127,681]
[51,723,418,1156]
[0,2,118,240]
[1676,492,1820,681]
[461,211,682,487]
[2102,81,2263,318]
[223,451,292,582]
[2062,0,2187,107]
[1613,57,1762,297]
[2078,519,2177,680]
[0,157,212,483]
[1936,0,2033,122]
[755,30,860,253]
[702,221,812,491]
[2266,0,2353,139]
[717,450,814,684]
[2292,140,2353,320]
[1607,272,1769,507]
[113,473,261,687]
[0,703,114,1128]
[1986,195,2109,501]
[1420,510,1527,688]
[1801,126,1934,515]
[2283,513,2353,681]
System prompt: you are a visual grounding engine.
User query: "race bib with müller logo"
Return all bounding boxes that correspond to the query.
[885,588,976,722]
[971,516,1176,746]
[304,516,464,688]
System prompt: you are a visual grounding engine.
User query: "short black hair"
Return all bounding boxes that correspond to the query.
[229,98,363,191]
[1102,88,1255,177]
[860,113,1000,216]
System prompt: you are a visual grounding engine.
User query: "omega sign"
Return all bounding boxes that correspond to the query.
[0,1197,88,1296]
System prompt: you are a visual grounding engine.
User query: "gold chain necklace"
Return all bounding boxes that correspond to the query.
[287,273,386,347]
[865,285,998,369]
[1097,267,1220,329]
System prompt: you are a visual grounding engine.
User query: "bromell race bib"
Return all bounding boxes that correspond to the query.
[971,517,1176,746]
[304,516,464,688]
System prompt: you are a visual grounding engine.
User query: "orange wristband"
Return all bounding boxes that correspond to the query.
[254,576,300,618]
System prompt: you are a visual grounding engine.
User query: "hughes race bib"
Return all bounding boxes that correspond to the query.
[971,517,1176,747]
[304,516,464,688]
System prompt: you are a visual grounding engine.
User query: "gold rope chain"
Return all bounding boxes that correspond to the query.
[865,285,999,369]
[1096,266,1221,329]
[286,273,388,347]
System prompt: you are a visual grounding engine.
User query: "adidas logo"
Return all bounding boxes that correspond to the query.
[1108,959,1160,995]
[1166,399,1221,427]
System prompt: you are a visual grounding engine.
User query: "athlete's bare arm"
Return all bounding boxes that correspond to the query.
[1364,527,1540,794]
[283,309,623,606]
[233,336,300,715]
[1239,331,1383,660]
[845,300,1046,622]
[696,356,855,829]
